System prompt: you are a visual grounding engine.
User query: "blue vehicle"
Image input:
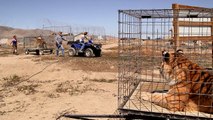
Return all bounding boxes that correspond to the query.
[67,40,102,57]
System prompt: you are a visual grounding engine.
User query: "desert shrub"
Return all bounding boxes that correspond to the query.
[47,93,60,98]
[89,78,116,83]
[56,81,100,96]
[56,81,80,96]
[17,84,38,95]
[2,75,22,87]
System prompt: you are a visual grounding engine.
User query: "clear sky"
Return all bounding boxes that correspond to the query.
[0,0,213,35]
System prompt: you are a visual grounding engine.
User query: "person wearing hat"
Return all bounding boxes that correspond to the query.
[55,31,67,56]
[10,35,18,54]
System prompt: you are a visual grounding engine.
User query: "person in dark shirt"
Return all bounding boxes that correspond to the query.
[10,35,17,54]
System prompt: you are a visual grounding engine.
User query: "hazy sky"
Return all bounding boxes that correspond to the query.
[0,0,213,35]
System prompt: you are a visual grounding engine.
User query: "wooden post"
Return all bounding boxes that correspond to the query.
[172,4,213,65]
[211,17,213,68]
[172,4,179,51]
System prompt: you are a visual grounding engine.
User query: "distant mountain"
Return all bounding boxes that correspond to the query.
[0,26,14,33]
[0,26,117,41]
[0,26,53,38]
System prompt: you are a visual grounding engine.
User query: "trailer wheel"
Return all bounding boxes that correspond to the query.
[50,50,53,54]
[36,50,39,55]
[25,50,29,55]
[39,50,44,55]
[95,51,101,57]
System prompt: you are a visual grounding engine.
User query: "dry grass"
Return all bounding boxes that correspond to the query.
[89,78,117,83]
[56,81,89,96]
[1,75,39,95]
[55,80,107,96]
[56,81,78,94]
[47,93,60,98]
[0,48,11,57]
[2,75,22,87]
[17,84,38,95]
[0,111,6,115]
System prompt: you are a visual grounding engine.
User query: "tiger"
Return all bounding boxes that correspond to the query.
[35,36,47,49]
[141,49,213,113]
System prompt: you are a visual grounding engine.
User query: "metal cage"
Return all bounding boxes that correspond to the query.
[118,8,213,119]
[23,36,55,49]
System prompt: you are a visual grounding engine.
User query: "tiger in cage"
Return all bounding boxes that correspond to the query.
[141,49,213,113]
[35,36,47,49]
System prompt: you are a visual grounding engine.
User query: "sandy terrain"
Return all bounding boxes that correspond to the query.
[0,41,118,120]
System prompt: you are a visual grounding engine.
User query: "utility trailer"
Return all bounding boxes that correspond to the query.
[23,36,55,55]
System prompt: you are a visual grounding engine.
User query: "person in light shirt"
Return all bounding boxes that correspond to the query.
[55,31,67,56]
[79,32,89,52]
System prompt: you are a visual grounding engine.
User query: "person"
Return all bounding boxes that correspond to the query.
[87,36,93,45]
[55,31,67,56]
[10,35,18,54]
[79,32,88,52]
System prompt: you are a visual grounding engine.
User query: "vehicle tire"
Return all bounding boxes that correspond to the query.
[95,51,101,57]
[39,50,44,55]
[36,50,40,55]
[84,48,94,57]
[50,50,53,54]
[68,48,76,57]
[25,50,29,55]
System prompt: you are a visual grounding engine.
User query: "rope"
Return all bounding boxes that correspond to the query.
[0,60,58,91]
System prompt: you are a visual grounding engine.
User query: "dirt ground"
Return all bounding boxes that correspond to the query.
[0,41,118,120]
